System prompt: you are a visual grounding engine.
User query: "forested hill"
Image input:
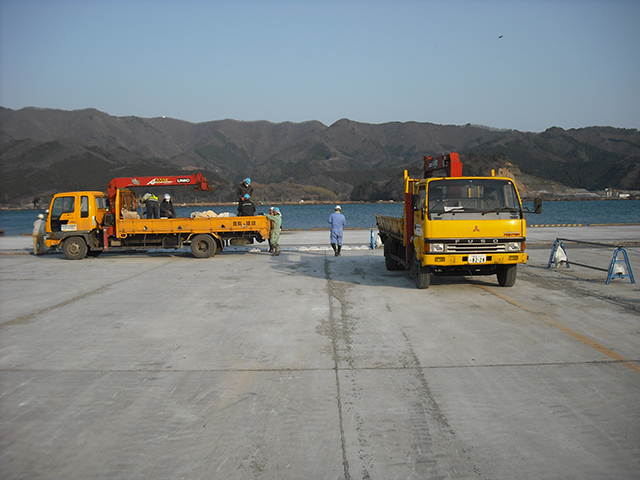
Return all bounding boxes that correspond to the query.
[1,106,639,206]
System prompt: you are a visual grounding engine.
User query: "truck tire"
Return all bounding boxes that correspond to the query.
[190,234,217,258]
[63,236,88,260]
[497,264,517,287]
[412,250,431,289]
[384,241,398,271]
[415,264,431,289]
[396,244,407,270]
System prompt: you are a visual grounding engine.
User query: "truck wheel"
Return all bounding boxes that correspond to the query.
[412,250,431,289]
[497,264,517,287]
[190,234,216,258]
[384,241,398,270]
[396,244,407,271]
[63,237,88,260]
[415,264,431,289]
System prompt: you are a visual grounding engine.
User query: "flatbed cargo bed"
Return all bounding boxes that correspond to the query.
[374,214,404,242]
[116,215,271,239]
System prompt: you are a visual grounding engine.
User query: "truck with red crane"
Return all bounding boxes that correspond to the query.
[375,153,541,288]
[45,174,272,259]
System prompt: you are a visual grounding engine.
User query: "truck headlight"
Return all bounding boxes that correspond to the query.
[429,243,445,253]
[507,242,522,252]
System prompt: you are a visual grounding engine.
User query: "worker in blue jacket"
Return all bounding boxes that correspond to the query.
[328,205,346,256]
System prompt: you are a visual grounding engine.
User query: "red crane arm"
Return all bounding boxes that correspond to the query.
[107,173,213,203]
[423,152,463,178]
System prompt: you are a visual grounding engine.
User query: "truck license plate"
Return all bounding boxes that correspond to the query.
[468,254,486,264]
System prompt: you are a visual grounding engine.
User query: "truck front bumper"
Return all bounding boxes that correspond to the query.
[423,252,528,267]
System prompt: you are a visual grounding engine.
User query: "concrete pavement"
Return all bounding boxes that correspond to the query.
[1,226,639,479]
[1,223,639,254]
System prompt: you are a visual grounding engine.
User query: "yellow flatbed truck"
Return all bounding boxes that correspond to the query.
[45,174,271,259]
[375,153,541,288]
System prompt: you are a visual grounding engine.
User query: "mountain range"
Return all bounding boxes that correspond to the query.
[1,106,639,206]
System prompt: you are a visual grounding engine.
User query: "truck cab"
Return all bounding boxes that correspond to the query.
[413,176,527,285]
[48,191,108,233]
[46,191,108,258]
[46,191,109,258]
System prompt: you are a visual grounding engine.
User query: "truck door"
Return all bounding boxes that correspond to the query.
[76,194,94,232]
[413,184,427,251]
[49,195,76,232]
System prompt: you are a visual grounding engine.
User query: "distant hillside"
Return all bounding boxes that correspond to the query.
[1,106,639,206]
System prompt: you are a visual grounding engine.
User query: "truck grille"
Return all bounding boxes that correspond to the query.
[446,243,507,253]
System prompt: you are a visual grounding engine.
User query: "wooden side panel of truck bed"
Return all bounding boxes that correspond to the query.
[116,215,271,239]
[375,214,405,242]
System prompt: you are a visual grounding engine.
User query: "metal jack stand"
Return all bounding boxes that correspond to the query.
[607,247,635,285]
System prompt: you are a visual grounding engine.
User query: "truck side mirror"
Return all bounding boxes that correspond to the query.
[534,198,543,214]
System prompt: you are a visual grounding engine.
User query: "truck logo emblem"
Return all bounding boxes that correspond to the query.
[473,225,480,232]
[147,177,171,185]
[176,178,191,183]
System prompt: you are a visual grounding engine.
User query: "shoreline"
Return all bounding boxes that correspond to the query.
[3,222,640,238]
[2,197,639,211]
[2,224,640,250]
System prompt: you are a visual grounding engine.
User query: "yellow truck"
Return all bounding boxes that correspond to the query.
[375,153,541,288]
[45,174,271,260]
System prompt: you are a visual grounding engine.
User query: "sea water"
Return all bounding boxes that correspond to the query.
[1,200,639,236]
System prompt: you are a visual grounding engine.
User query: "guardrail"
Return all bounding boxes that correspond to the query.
[529,224,583,227]
[547,238,635,284]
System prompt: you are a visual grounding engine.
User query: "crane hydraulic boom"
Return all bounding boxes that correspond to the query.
[106,173,213,205]
[423,152,463,178]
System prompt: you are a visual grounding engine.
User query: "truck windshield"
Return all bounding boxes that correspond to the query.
[428,179,521,218]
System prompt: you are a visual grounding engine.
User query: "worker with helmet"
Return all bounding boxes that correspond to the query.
[32,213,46,255]
[160,193,177,218]
[142,192,159,219]
[265,206,282,256]
[328,205,346,256]
[237,194,256,216]
[236,178,254,204]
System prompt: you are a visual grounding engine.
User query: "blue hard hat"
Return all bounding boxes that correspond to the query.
[273,207,280,213]
[245,177,251,185]
[244,194,250,199]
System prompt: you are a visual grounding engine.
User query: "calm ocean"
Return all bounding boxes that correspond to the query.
[1,200,639,236]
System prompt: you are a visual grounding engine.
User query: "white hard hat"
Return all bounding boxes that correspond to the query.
[164,194,171,200]
[335,205,341,210]
[38,213,44,219]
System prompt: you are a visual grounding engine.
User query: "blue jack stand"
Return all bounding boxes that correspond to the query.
[607,247,635,284]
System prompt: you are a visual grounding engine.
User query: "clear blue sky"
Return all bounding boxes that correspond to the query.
[1,0,639,132]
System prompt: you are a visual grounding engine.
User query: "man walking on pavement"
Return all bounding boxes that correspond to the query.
[32,213,46,255]
[328,205,346,256]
